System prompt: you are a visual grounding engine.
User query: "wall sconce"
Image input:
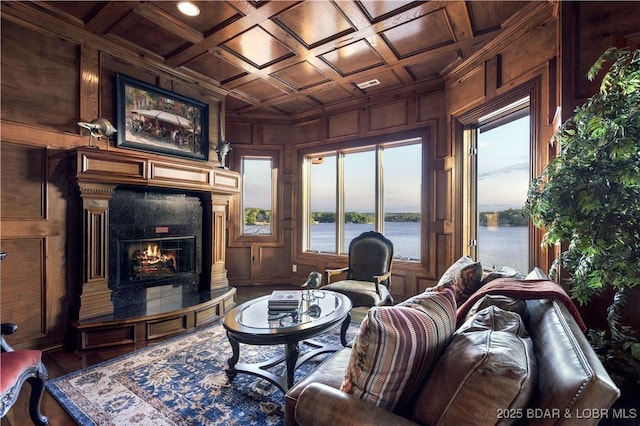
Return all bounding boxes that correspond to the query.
[77,118,117,149]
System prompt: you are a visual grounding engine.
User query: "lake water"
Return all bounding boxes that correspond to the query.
[309,222,529,273]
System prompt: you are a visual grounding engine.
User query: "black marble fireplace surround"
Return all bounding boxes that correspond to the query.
[108,187,209,318]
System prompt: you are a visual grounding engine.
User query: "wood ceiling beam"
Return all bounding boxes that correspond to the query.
[85,2,139,34]
[135,3,204,44]
[1,1,228,98]
[165,0,299,68]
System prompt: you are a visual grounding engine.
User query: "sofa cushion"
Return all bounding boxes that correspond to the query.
[438,255,483,305]
[463,294,527,323]
[322,280,390,307]
[340,286,456,413]
[412,305,536,426]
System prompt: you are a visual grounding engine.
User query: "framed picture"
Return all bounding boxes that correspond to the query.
[115,73,209,160]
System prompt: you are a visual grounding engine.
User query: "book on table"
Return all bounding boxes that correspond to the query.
[268,290,302,311]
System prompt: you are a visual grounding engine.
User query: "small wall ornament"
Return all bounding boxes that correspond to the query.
[77,118,117,149]
[215,139,232,169]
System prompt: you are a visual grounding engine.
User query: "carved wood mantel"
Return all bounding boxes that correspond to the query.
[68,147,240,321]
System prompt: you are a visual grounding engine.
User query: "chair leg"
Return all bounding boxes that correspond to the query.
[26,363,48,425]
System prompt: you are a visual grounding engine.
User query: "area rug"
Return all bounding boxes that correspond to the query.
[47,322,358,425]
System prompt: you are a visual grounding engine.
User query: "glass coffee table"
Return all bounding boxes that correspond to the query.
[222,289,352,392]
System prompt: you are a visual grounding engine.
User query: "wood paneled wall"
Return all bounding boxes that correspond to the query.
[0,16,225,350]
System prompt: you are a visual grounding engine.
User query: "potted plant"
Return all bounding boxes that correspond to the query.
[524,47,640,390]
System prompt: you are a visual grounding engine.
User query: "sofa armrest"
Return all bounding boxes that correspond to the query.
[295,383,419,426]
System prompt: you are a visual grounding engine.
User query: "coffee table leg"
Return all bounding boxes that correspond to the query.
[340,312,352,346]
[226,332,240,381]
[285,341,300,389]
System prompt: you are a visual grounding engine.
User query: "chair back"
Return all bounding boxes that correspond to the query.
[347,231,394,287]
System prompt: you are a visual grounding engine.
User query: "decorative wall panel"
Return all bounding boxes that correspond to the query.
[0,19,77,132]
[0,143,45,220]
[0,238,45,342]
[328,111,359,139]
[369,100,408,131]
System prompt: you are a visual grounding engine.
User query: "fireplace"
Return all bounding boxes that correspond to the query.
[68,147,239,328]
[109,188,205,303]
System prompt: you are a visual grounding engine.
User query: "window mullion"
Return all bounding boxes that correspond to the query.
[463,128,478,260]
[302,157,311,251]
[336,152,345,254]
[375,146,384,232]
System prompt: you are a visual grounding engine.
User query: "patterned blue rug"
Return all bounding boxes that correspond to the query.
[47,321,357,425]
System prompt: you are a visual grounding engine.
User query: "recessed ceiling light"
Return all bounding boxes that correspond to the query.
[177,1,200,17]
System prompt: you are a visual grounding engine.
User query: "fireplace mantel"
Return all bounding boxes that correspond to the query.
[68,146,240,195]
[67,147,240,347]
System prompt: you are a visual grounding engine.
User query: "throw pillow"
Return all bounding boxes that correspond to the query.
[340,286,456,413]
[481,265,524,285]
[411,306,536,426]
[438,255,483,305]
[463,294,527,323]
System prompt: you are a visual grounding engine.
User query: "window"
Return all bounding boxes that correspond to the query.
[241,156,273,235]
[464,97,531,272]
[304,138,422,261]
[308,154,336,252]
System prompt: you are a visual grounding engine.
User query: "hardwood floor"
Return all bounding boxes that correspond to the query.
[0,285,290,426]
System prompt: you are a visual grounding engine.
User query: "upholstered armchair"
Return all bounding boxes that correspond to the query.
[323,231,394,307]
[0,251,49,425]
[0,323,48,425]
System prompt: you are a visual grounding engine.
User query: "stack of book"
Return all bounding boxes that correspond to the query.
[268,290,302,312]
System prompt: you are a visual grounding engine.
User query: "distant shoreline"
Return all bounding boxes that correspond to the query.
[247,208,528,227]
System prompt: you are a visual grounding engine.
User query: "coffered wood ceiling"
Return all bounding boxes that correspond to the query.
[12,1,530,118]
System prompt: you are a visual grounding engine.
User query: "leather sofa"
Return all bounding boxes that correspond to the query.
[285,294,620,426]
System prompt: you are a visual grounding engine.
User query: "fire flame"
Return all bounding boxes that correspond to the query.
[146,243,160,259]
[129,241,180,279]
[135,243,176,266]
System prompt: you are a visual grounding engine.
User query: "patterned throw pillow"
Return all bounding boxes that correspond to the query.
[340,286,456,413]
[439,256,483,305]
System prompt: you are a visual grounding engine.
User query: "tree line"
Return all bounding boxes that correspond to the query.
[309,212,420,223]
[478,208,528,226]
[245,207,527,226]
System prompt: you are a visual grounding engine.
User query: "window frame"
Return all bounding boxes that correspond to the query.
[228,147,282,246]
[297,129,429,266]
[455,80,544,271]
